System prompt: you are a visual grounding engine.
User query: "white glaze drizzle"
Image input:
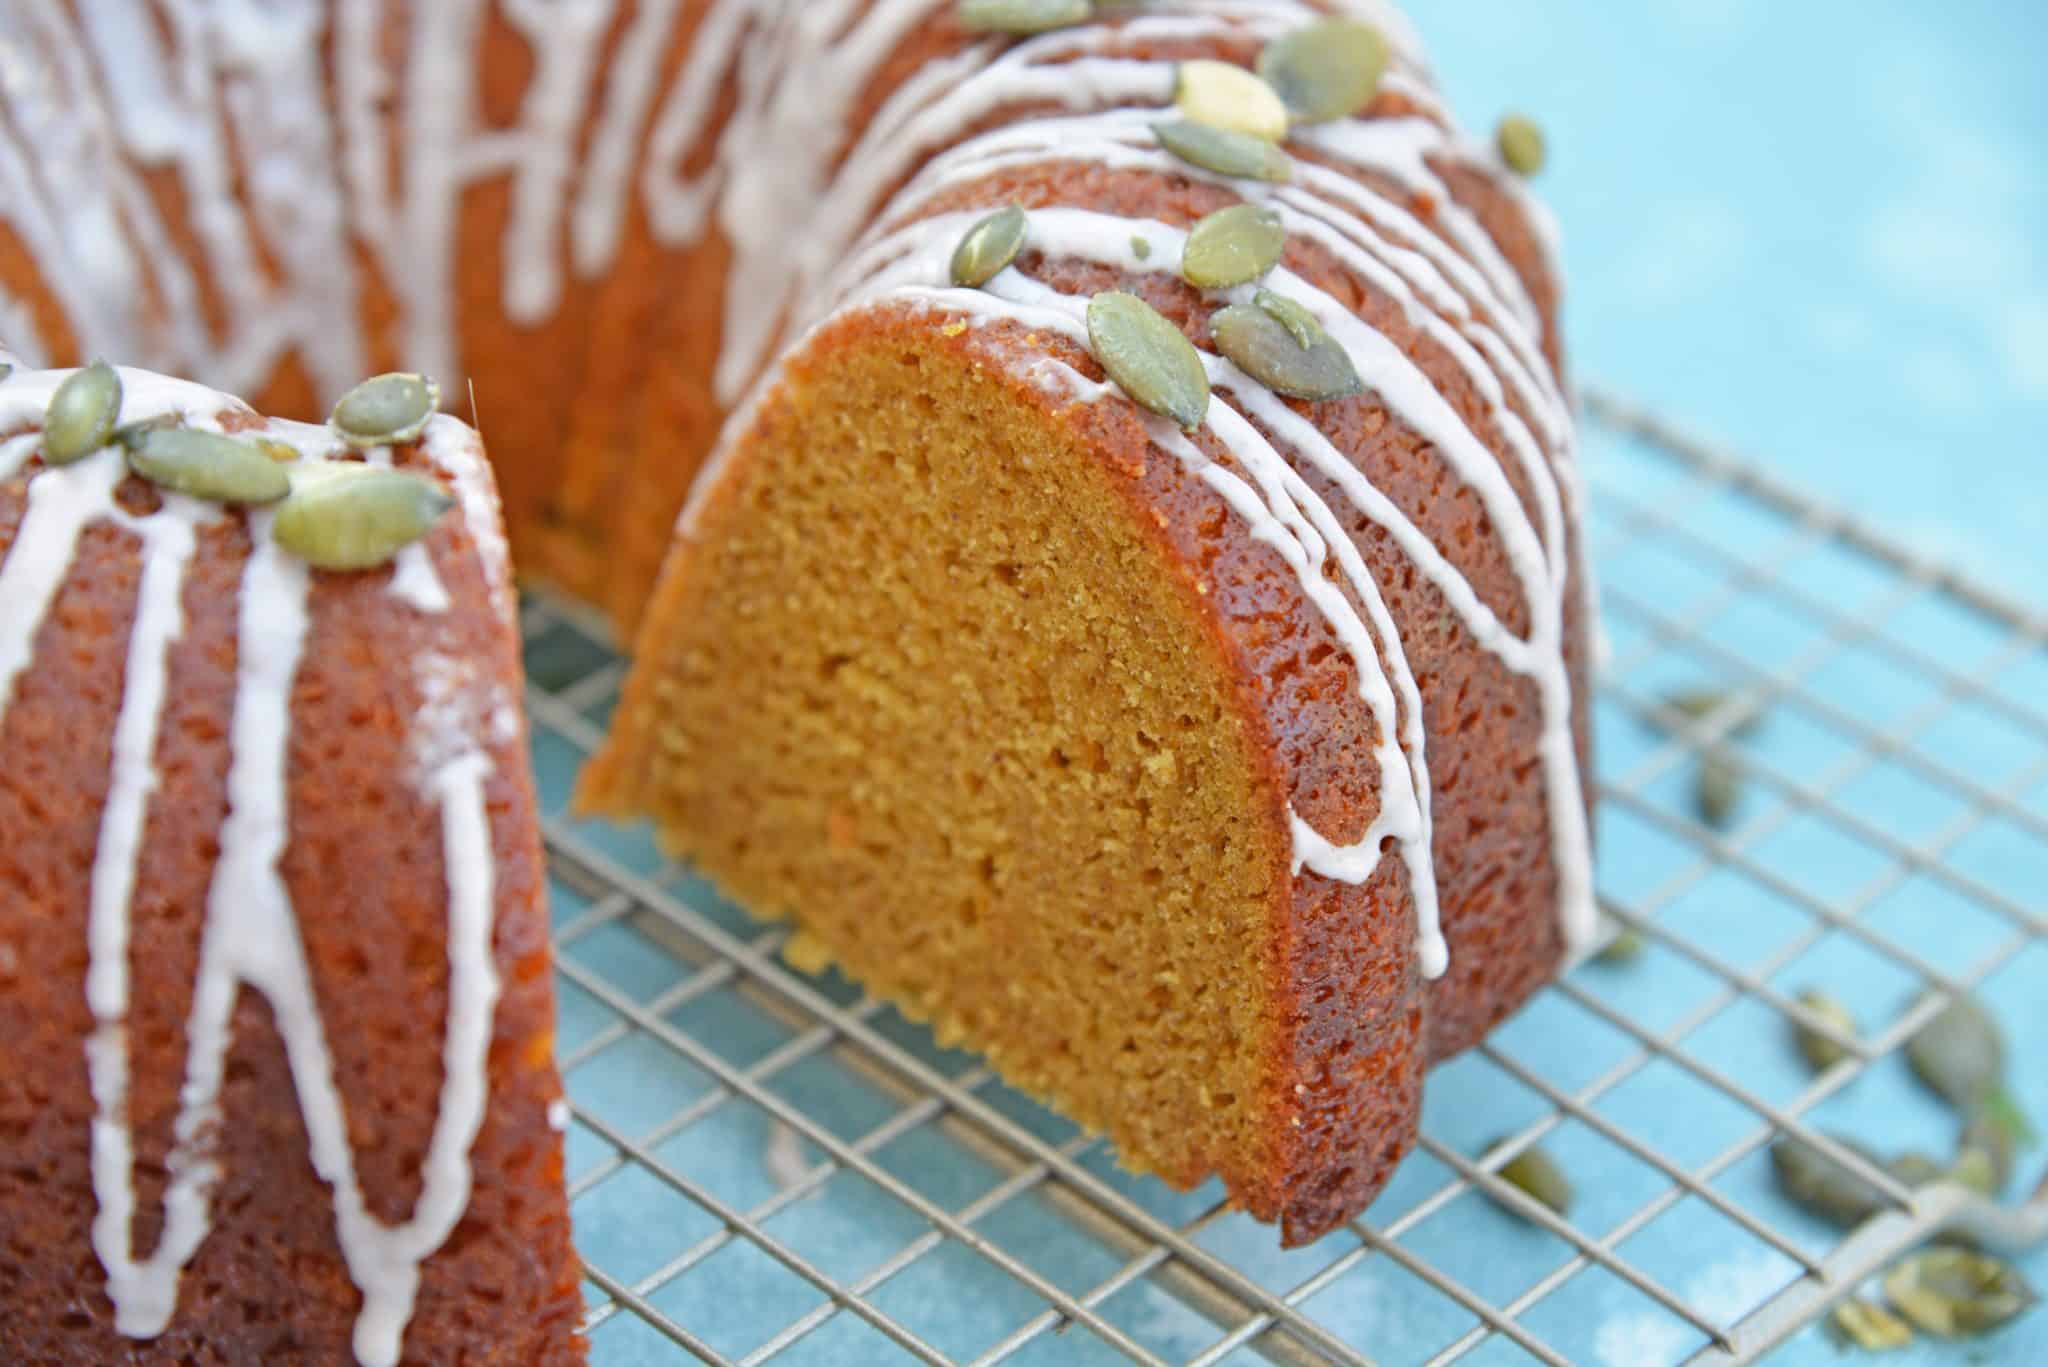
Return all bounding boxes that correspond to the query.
[0,357,508,1365]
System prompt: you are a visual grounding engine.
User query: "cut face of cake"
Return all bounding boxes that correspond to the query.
[0,358,584,1362]
[584,5,1596,1246]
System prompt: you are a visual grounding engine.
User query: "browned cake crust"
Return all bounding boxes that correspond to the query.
[586,8,1592,1244]
[0,380,585,1361]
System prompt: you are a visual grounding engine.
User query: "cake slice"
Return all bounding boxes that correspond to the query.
[583,7,1596,1246]
[0,358,584,1362]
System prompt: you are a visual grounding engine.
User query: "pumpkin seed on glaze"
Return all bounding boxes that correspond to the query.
[43,359,122,466]
[1254,288,1324,349]
[124,427,292,505]
[1131,236,1153,261]
[1211,298,1362,402]
[950,205,1029,288]
[1152,119,1293,183]
[1884,1249,2038,1337]
[1791,987,1858,1072]
[1175,60,1289,143]
[273,463,455,571]
[957,0,1091,35]
[1257,19,1389,124]
[1498,113,1548,177]
[1086,292,1209,431]
[1829,1297,1915,1352]
[330,372,440,448]
[1181,204,1286,289]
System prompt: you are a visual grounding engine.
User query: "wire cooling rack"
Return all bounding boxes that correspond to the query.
[514,391,2048,1366]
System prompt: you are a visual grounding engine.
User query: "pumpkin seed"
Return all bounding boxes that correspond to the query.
[1254,288,1324,349]
[1960,1105,2019,1193]
[1771,1135,1897,1226]
[1887,1151,1947,1189]
[1497,113,1548,177]
[0,362,11,381]
[1182,204,1287,289]
[1791,987,1858,1072]
[1131,236,1153,261]
[272,463,454,570]
[957,0,1091,35]
[1946,1146,2000,1198]
[123,426,291,505]
[1175,59,1289,143]
[1211,297,1363,401]
[951,204,1029,288]
[1828,1297,1915,1352]
[1485,1138,1573,1219]
[1695,751,1742,829]
[1883,1249,2038,1337]
[1086,291,1209,430]
[1661,686,1765,738]
[330,372,440,448]
[1595,927,1645,965]
[1257,19,1389,124]
[1907,994,2006,1110]
[42,359,122,466]
[1153,119,1293,182]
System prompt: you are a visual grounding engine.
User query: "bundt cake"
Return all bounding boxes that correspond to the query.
[0,357,583,1361]
[583,1,1599,1246]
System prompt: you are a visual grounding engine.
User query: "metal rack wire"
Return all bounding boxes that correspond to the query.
[517,390,2048,1366]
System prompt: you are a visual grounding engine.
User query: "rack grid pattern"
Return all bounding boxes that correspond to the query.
[516,392,2048,1366]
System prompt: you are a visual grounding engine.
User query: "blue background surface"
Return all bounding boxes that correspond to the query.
[1415,0,2046,603]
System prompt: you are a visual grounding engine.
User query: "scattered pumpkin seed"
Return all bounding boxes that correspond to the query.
[1887,1151,1947,1189]
[42,359,122,466]
[1792,987,1858,1072]
[1771,1135,1897,1227]
[1907,994,2007,1110]
[272,462,453,570]
[1254,288,1324,349]
[1181,203,1287,289]
[123,426,291,505]
[1883,1249,2038,1337]
[1211,297,1363,401]
[1485,1138,1573,1219]
[1497,113,1548,177]
[329,372,440,448]
[1596,927,1646,965]
[1829,1297,1916,1352]
[1175,59,1290,143]
[950,204,1029,288]
[1661,687,1765,738]
[1086,291,1210,430]
[1131,236,1152,261]
[1153,119,1293,182]
[1947,1146,2001,1198]
[957,0,1091,35]
[1257,19,1389,124]
[1960,1106,2019,1194]
[1695,751,1742,829]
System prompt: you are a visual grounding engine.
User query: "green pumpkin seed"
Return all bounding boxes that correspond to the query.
[957,0,1091,35]
[1887,1151,1947,1189]
[1484,1138,1573,1219]
[43,359,122,466]
[1131,236,1153,261]
[1211,297,1362,401]
[1883,1249,2038,1337]
[1153,119,1293,183]
[1254,288,1324,349]
[1960,1105,2019,1194]
[1498,113,1548,177]
[1257,19,1389,124]
[123,427,291,505]
[1695,751,1742,829]
[330,372,440,448]
[1661,686,1765,738]
[1907,995,2006,1110]
[1176,59,1289,143]
[1946,1146,2000,1198]
[273,463,454,570]
[1595,927,1645,965]
[1828,1297,1915,1352]
[1791,987,1858,1072]
[1086,291,1209,430]
[1182,204,1287,289]
[1771,1135,1897,1226]
[951,205,1029,288]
